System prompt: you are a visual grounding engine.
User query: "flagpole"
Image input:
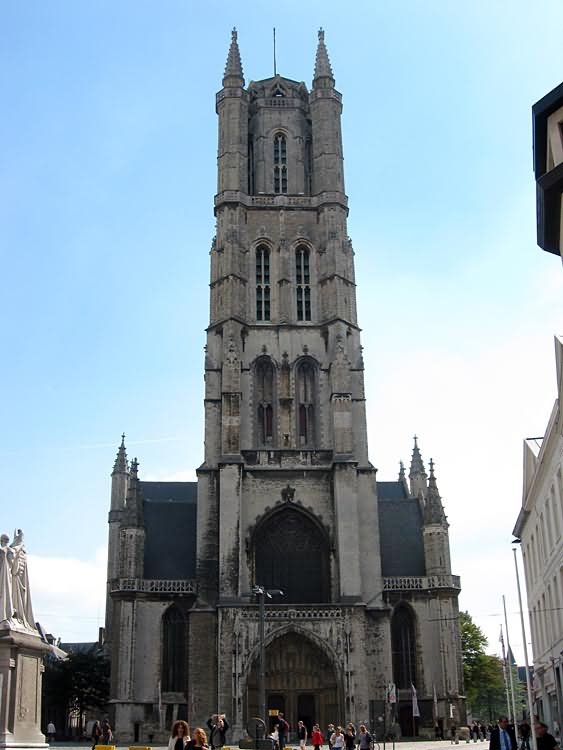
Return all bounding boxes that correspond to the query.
[503,595,518,724]
[500,625,512,720]
[512,546,536,750]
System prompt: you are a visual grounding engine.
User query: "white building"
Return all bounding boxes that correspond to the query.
[514,335,563,728]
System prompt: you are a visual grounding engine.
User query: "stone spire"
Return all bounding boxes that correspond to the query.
[223,27,244,86]
[424,459,447,526]
[398,460,406,482]
[409,435,428,498]
[112,433,128,475]
[123,457,144,527]
[313,28,334,87]
[399,459,409,495]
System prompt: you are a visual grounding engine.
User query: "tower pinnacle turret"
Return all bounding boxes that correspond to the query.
[223,27,244,86]
[424,459,447,526]
[112,433,128,475]
[409,435,428,498]
[313,28,334,86]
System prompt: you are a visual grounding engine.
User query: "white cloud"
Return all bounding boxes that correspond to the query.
[142,468,197,482]
[28,546,107,643]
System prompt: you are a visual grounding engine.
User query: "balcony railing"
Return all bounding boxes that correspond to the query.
[112,578,198,594]
[383,575,461,592]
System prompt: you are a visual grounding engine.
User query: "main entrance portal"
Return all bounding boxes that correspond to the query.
[246,631,340,733]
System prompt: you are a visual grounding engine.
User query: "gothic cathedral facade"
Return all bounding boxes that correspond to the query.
[105,30,465,743]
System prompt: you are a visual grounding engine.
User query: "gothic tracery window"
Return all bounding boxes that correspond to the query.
[256,245,270,321]
[162,605,186,692]
[254,508,330,603]
[296,246,311,321]
[391,604,417,689]
[296,360,316,447]
[255,358,275,446]
[274,133,287,194]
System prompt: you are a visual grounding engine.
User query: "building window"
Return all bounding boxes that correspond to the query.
[296,246,311,321]
[391,604,417,689]
[274,134,287,194]
[162,605,186,692]
[296,360,315,447]
[256,245,270,321]
[254,507,330,603]
[255,358,275,446]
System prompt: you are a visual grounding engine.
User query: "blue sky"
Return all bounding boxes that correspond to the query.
[1,1,562,657]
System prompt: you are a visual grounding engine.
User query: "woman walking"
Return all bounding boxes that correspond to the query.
[168,721,190,750]
[187,728,209,750]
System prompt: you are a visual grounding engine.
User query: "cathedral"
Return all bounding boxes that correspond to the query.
[105,29,464,744]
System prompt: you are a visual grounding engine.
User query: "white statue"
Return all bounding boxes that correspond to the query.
[0,533,15,624]
[10,529,35,630]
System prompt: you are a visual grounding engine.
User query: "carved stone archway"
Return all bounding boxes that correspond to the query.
[246,629,341,733]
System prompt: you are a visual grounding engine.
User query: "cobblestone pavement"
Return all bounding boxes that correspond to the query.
[50,742,490,750]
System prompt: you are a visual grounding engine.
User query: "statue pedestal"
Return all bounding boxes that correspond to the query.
[0,627,50,749]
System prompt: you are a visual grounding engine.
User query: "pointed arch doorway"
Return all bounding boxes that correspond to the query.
[246,631,340,734]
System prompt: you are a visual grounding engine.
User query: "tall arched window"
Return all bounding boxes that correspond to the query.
[296,246,311,321]
[255,358,275,446]
[391,604,417,689]
[296,360,316,447]
[162,605,186,692]
[274,134,287,194]
[256,245,270,321]
[254,508,330,603]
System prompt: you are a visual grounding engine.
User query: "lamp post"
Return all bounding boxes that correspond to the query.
[251,585,284,727]
[512,544,537,750]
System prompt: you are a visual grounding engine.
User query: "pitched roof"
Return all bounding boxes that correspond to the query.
[141,481,197,579]
[377,484,426,576]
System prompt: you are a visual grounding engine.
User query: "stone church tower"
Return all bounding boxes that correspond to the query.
[105,30,464,743]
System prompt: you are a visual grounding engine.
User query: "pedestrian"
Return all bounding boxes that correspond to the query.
[489,717,516,750]
[534,722,560,750]
[331,727,345,750]
[327,725,335,750]
[298,721,308,749]
[344,725,355,750]
[357,725,372,750]
[519,722,531,750]
[207,715,229,750]
[270,725,280,750]
[91,721,102,750]
[187,728,209,750]
[312,724,324,750]
[101,720,113,746]
[168,721,191,750]
[278,714,289,750]
[47,721,56,743]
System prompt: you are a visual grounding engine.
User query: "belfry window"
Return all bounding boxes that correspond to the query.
[274,134,287,194]
[162,605,186,692]
[256,245,270,321]
[255,359,275,446]
[296,246,311,321]
[391,604,417,689]
[296,360,315,447]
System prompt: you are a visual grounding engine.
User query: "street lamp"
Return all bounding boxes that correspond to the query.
[511,541,537,750]
[250,585,284,727]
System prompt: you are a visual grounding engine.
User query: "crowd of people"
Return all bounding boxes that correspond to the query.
[44,711,559,749]
[267,719,373,750]
[449,717,560,750]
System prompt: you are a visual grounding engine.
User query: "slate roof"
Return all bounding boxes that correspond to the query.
[377,481,426,577]
[141,481,197,579]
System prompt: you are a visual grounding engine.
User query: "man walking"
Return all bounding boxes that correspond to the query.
[489,718,517,750]
[278,714,289,750]
[535,722,560,750]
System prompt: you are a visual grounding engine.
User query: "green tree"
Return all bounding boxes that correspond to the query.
[459,612,507,720]
[43,645,110,734]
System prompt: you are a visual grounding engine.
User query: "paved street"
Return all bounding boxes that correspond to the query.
[50,743,489,750]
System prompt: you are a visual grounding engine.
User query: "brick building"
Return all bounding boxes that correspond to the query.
[105,29,464,744]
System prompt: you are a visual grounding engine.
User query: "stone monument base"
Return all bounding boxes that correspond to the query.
[0,626,50,750]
